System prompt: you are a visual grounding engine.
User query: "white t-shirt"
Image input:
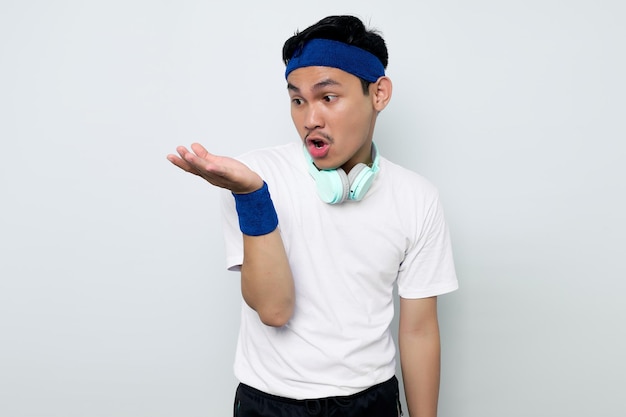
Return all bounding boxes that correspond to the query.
[221,141,458,399]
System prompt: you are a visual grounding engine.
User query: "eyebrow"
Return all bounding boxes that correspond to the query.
[287,78,342,93]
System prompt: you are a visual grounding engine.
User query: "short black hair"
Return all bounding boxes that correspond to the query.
[282,15,388,93]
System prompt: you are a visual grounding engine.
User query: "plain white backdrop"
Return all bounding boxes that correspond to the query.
[1,1,625,416]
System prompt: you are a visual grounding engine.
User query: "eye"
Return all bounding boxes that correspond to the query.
[323,95,338,103]
[291,97,303,105]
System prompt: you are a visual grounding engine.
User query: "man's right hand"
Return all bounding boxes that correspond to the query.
[167,143,263,194]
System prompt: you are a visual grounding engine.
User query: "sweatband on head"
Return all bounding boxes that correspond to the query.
[232,182,279,236]
[285,38,385,82]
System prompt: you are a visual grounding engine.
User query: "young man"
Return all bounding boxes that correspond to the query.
[167,15,458,417]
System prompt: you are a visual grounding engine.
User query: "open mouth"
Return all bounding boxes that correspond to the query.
[306,137,330,159]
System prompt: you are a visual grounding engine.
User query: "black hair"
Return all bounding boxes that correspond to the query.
[282,15,388,93]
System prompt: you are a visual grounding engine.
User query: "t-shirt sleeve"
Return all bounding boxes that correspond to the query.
[397,193,459,298]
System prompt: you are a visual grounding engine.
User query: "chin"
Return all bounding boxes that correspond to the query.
[316,163,339,171]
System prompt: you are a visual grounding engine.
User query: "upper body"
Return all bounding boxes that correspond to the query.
[167,15,458,417]
[221,141,458,400]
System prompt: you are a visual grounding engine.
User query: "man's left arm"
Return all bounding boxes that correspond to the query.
[398,296,441,417]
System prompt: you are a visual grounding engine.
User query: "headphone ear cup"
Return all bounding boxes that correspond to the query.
[347,163,376,201]
[316,168,350,204]
[302,143,379,204]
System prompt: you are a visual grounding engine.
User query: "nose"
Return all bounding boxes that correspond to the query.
[304,104,324,131]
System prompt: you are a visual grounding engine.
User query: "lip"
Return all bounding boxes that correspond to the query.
[305,133,332,159]
[306,138,330,159]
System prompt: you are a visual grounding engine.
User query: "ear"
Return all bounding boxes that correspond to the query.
[371,76,393,111]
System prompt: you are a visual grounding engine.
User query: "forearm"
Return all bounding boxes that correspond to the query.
[399,328,441,417]
[240,229,294,327]
[167,145,295,325]
[398,296,441,417]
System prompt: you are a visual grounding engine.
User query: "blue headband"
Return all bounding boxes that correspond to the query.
[285,38,385,82]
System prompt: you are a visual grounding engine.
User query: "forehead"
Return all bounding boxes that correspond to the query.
[286,66,361,91]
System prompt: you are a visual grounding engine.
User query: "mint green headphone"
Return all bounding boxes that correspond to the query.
[303,143,380,204]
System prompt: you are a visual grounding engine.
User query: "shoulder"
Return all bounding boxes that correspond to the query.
[377,157,440,200]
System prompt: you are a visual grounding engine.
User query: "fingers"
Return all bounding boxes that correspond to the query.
[167,144,222,179]
[166,146,200,175]
[166,153,189,169]
[181,144,226,177]
[167,143,262,193]
[181,149,212,174]
[190,143,211,159]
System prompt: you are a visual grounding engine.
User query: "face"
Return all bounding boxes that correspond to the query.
[287,66,380,172]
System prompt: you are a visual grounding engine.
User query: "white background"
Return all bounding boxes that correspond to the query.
[1,1,625,416]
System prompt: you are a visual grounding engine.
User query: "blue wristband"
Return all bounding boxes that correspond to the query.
[232,182,279,236]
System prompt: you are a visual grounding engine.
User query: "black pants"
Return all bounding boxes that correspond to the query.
[233,376,402,417]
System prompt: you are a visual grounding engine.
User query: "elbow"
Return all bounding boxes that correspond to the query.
[242,289,294,327]
[240,269,295,327]
[255,300,294,327]
[258,305,293,327]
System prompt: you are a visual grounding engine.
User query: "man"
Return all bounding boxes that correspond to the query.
[167,15,458,417]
